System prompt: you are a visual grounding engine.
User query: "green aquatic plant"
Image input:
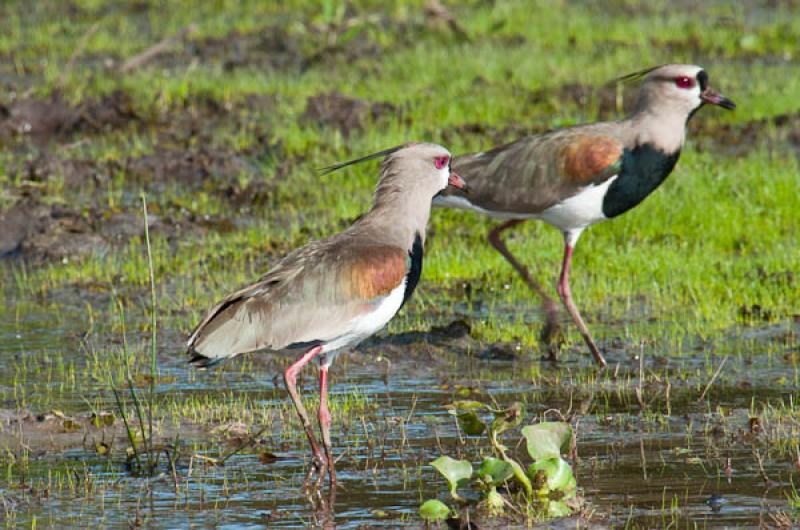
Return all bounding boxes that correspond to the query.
[419,499,450,523]
[422,401,578,523]
[430,455,473,503]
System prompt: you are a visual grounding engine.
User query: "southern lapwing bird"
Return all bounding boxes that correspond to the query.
[187,143,467,487]
[435,64,735,368]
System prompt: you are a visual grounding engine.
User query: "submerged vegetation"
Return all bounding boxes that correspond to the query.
[0,0,798,527]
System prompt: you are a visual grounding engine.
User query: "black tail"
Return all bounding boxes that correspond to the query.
[187,348,222,369]
[319,144,408,175]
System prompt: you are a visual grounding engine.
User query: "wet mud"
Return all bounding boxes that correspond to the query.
[302,92,396,138]
[0,90,137,142]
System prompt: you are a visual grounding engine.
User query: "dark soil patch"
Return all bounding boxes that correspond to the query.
[692,111,800,155]
[0,407,211,455]
[124,147,261,188]
[0,90,137,143]
[0,199,108,261]
[0,198,168,261]
[301,92,396,137]
[192,9,443,72]
[173,20,386,73]
[187,27,306,72]
[158,94,276,147]
[22,155,107,188]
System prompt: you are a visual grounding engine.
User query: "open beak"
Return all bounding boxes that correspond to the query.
[448,171,468,192]
[700,88,736,110]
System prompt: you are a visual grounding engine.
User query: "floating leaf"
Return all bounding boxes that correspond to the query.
[490,402,524,437]
[431,456,472,501]
[419,499,450,521]
[527,457,576,494]
[477,457,514,486]
[448,400,486,412]
[457,411,486,436]
[521,422,572,462]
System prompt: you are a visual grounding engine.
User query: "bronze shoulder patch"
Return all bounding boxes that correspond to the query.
[561,135,623,184]
[348,246,407,299]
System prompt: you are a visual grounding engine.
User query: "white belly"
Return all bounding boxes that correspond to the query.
[434,176,617,233]
[321,279,407,354]
[536,176,616,232]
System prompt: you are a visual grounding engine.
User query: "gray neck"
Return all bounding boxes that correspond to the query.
[625,103,690,154]
[366,196,431,249]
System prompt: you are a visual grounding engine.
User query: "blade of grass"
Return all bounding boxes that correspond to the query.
[112,386,142,471]
[142,193,158,459]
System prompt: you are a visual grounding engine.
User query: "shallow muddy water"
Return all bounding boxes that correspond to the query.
[1,296,798,528]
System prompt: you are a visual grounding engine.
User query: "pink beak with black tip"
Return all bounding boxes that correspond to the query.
[448,171,468,192]
[701,88,736,110]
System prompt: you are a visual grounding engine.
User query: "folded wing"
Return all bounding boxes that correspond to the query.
[187,242,409,365]
[450,127,624,214]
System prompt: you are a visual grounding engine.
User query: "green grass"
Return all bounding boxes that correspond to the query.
[0,0,796,433]
[0,0,798,526]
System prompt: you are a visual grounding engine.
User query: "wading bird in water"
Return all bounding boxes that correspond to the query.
[436,64,735,367]
[187,143,467,488]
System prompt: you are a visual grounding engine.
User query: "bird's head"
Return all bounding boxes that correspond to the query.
[378,143,467,199]
[321,143,467,202]
[626,64,736,119]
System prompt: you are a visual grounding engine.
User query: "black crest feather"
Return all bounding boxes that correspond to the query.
[319,144,408,175]
[608,64,665,87]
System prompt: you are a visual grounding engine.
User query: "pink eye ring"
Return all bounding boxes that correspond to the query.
[675,76,695,89]
[434,155,450,170]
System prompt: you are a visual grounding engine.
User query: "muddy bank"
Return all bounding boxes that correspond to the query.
[0,196,245,261]
[302,91,396,137]
[0,91,137,143]
[0,142,280,261]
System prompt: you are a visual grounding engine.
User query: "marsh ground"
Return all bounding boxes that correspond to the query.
[0,0,798,527]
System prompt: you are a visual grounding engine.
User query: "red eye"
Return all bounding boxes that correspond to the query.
[675,76,695,89]
[434,155,450,170]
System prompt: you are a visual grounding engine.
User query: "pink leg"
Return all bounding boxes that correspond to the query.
[488,220,563,358]
[318,366,337,486]
[284,346,326,478]
[556,240,607,368]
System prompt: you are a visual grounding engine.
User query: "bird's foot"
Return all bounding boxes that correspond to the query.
[303,451,328,492]
[539,319,565,362]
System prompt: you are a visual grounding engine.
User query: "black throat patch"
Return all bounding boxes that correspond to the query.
[601,144,681,218]
[401,232,424,307]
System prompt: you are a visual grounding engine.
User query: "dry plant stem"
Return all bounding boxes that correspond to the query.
[753,449,772,487]
[59,22,100,86]
[120,24,197,73]
[142,194,157,467]
[698,356,728,402]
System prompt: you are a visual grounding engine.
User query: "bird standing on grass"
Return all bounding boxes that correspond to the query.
[187,143,467,488]
[436,64,735,367]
